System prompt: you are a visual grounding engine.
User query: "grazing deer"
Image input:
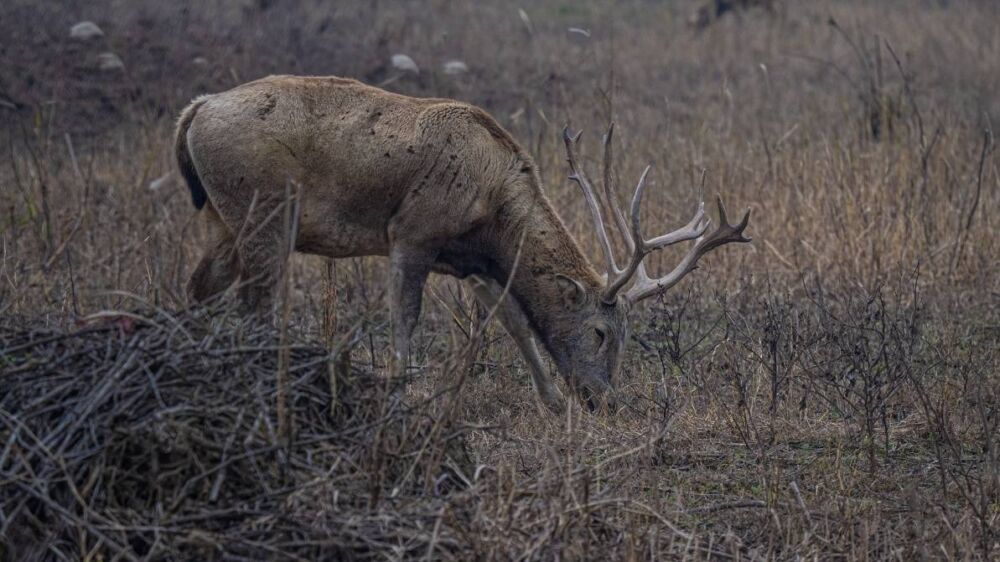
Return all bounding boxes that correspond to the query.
[175,75,751,413]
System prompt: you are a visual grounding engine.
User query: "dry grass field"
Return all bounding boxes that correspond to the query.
[1,0,998,559]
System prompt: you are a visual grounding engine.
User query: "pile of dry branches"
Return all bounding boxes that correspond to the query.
[0,308,475,560]
[3,307,719,560]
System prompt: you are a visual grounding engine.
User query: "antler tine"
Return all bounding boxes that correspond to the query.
[601,165,653,301]
[563,126,620,278]
[645,201,710,249]
[629,165,653,251]
[600,124,635,255]
[623,195,752,304]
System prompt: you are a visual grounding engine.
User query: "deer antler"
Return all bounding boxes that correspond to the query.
[563,126,620,277]
[598,124,634,256]
[623,195,750,303]
[563,125,751,304]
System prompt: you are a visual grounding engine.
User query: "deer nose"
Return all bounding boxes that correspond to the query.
[579,383,617,414]
[603,390,618,413]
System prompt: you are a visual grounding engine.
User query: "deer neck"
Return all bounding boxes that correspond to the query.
[488,190,603,351]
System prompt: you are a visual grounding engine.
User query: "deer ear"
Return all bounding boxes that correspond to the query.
[553,274,587,309]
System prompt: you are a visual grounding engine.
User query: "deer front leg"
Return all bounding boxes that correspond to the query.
[387,244,437,380]
[468,275,565,415]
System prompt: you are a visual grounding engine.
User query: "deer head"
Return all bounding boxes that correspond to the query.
[553,124,752,411]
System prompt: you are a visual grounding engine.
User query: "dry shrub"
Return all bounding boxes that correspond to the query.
[0,307,472,559]
[0,307,751,560]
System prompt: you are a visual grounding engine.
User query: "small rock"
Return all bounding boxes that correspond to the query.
[148,173,173,191]
[518,8,534,34]
[390,54,419,74]
[441,60,468,75]
[70,21,104,40]
[97,52,124,71]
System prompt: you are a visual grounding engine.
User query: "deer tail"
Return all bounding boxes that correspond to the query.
[174,96,211,209]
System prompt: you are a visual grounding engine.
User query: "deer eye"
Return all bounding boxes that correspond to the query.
[594,327,606,349]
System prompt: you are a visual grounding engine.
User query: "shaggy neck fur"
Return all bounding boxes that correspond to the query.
[485,175,604,362]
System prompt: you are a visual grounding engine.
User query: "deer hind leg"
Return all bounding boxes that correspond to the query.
[187,204,240,304]
[467,275,565,415]
[208,188,296,318]
[234,194,296,318]
[387,244,438,380]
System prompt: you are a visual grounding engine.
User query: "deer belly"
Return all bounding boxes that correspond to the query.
[295,198,390,258]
